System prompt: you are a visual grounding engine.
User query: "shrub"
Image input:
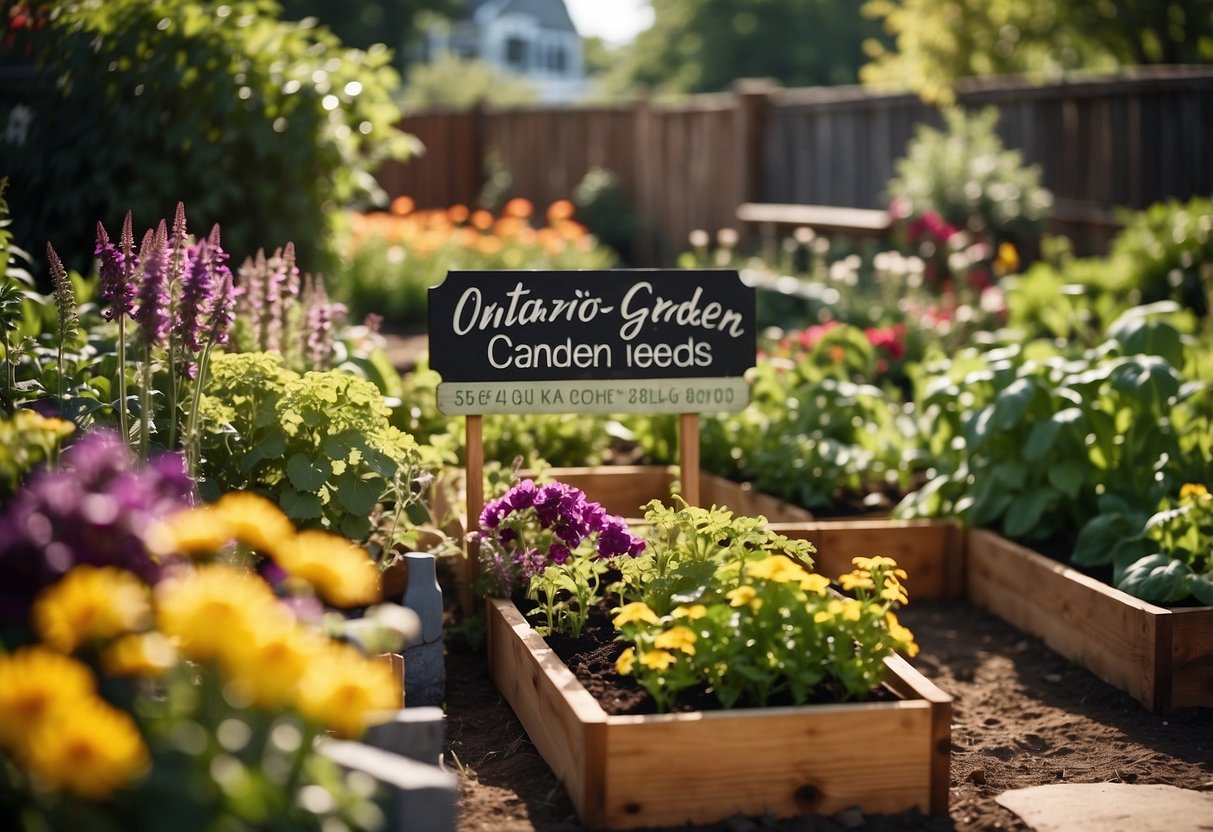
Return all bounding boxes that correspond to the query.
[4,0,416,280]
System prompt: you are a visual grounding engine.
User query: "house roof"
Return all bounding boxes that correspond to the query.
[467,0,578,34]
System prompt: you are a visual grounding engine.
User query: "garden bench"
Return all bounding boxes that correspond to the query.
[736,201,893,244]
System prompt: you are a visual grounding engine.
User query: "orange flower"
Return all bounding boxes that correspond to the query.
[390,195,415,216]
[470,209,494,230]
[546,199,575,223]
[503,197,534,219]
[447,203,470,224]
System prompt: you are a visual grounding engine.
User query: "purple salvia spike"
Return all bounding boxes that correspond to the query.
[282,241,300,300]
[306,277,346,370]
[118,211,139,316]
[135,225,170,348]
[209,266,236,347]
[177,238,214,353]
[95,221,122,321]
[167,202,190,299]
[263,246,287,352]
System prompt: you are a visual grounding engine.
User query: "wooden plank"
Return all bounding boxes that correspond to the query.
[966,529,1164,710]
[1170,607,1213,708]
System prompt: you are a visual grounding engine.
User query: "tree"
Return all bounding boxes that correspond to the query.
[862,0,1213,103]
[612,0,885,94]
[277,0,457,71]
[401,53,538,111]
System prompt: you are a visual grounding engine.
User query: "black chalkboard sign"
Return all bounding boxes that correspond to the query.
[428,269,754,415]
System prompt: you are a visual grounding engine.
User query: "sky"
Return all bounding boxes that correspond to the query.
[564,0,654,45]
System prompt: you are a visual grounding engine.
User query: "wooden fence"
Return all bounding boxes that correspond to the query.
[376,67,1213,264]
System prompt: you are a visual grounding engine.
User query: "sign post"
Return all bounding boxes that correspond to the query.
[428,269,756,605]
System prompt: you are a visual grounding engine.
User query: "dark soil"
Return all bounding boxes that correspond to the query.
[442,597,1213,831]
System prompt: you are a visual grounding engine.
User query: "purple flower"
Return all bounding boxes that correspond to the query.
[95,213,139,322]
[46,243,78,338]
[305,276,347,370]
[135,223,171,348]
[504,479,536,512]
[548,543,571,565]
[479,496,506,530]
[512,547,547,579]
[0,430,194,623]
[597,515,646,560]
[178,239,216,353]
[206,226,236,347]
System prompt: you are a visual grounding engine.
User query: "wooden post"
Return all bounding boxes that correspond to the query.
[462,414,484,615]
[679,413,700,507]
[732,78,779,250]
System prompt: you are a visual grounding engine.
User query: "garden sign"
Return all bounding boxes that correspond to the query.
[428,269,755,415]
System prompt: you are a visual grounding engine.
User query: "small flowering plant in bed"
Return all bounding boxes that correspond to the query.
[0,430,411,830]
[611,499,919,712]
[476,478,646,636]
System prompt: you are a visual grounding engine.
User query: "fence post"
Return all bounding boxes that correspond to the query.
[632,94,658,265]
[733,79,779,207]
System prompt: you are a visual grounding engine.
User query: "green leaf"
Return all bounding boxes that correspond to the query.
[1117,554,1191,603]
[1107,305,1185,367]
[1188,572,1213,606]
[1109,356,1180,412]
[279,489,323,521]
[286,453,331,493]
[240,430,286,475]
[1002,488,1055,540]
[1023,418,1060,461]
[339,513,372,541]
[1072,513,1135,566]
[992,461,1027,489]
[1046,460,1086,498]
[336,471,382,516]
[994,377,1037,431]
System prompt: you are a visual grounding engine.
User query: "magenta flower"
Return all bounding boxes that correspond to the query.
[95,212,139,321]
[135,223,171,348]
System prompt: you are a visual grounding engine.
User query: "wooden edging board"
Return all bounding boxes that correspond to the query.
[966,528,1213,711]
[487,597,952,830]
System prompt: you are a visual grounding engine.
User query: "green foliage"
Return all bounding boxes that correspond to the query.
[6,0,417,279]
[573,168,638,264]
[887,107,1053,251]
[895,307,1207,545]
[197,351,427,546]
[400,53,538,110]
[0,410,76,502]
[612,0,883,94]
[860,0,1203,103]
[277,0,457,72]
[1108,196,1213,322]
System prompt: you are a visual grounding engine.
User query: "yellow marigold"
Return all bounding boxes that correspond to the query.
[274,530,381,608]
[672,604,707,620]
[612,602,659,627]
[880,580,909,605]
[24,696,149,799]
[726,585,759,608]
[747,555,811,584]
[615,647,635,675]
[886,612,919,658]
[33,565,152,654]
[155,564,279,663]
[101,632,178,678]
[839,572,875,592]
[840,598,863,622]
[639,649,677,671]
[1180,483,1209,499]
[146,505,234,559]
[223,620,325,709]
[0,647,95,753]
[654,625,697,655]
[295,643,401,738]
[852,556,898,571]
[211,492,298,557]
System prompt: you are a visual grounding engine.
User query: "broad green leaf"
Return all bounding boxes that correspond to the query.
[1188,572,1213,606]
[1073,513,1136,566]
[279,488,323,521]
[1023,419,1060,461]
[1002,488,1055,540]
[1107,304,1185,367]
[240,430,286,475]
[1117,554,1191,603]
[992,461,1027,489]
[1109,356,1180,412]
[1046,460,1087,498]
[286,452,331,493]
[336,471,382,516]
[339,513,372,542]
[994,377,1037,431]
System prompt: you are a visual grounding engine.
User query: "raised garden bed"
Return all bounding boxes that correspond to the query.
[966,529,1213,712]
[486,596,951,830]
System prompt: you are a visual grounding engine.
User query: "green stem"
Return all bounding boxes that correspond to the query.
[167,333,179,451]
[140,343,153,463]
[117,315,129,449]
[183,342,215,483]
[56,340,64,419]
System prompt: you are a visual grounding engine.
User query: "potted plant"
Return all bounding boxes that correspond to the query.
[475,478,951,829]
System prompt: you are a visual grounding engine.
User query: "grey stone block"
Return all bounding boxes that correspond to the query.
[365,707,446,767]
[319,738,457,832]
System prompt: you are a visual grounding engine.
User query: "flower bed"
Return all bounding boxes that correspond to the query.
[487,597,951,829]
[967,529,1213,711]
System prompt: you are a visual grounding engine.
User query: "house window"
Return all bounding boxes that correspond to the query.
[506,36,529,69]
[549,46,566,73]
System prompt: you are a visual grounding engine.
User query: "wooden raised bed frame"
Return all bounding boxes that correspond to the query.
[488,597,951,830]
[967,529,1213,711]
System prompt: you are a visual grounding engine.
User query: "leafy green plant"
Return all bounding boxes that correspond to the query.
[612,501,917,712]
[7,0,416,279]
[197,350,429,548]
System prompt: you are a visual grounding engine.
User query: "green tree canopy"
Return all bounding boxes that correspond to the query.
[277,0,457,70]
[609,0,884,95]
[862,0,1213,103]
[401,53,539,110]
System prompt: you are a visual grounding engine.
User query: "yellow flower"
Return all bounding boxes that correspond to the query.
[852,556,898,571]
[155,564,279,663]
[146,506,234,559]
[995,241,1020,275]
[612,602,659,628]
[839,572,875,592]
[840,599,863,622]
[746,555,811,584]
[273,530,381,608]
[1180,483,1209,499]
[886,612,920,658]
[672,604,707,620]
[24,696,149,799]
[32,565,152,653]
[101,632,178,678]
[798,573,831,595]
[654,625,697,655]
[615,647,636,675]
[639,649,677,671]
[224,622,324,709]
[212,491,297,556]
[295,643,401,738]
[0,648,95,753]
[880,580,909,605]
[726,585,760,608]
